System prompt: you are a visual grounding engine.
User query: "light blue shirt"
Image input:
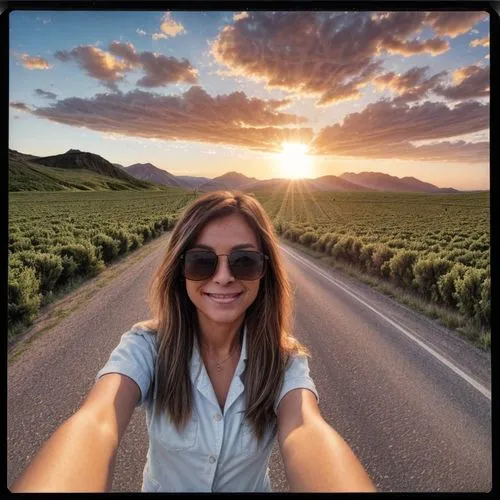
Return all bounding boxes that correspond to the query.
[95,323,319,492]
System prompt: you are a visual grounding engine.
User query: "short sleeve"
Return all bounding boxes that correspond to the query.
[274,354,319,415]
[95,327,157,408]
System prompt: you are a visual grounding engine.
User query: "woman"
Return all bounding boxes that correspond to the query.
[10,191,376,493]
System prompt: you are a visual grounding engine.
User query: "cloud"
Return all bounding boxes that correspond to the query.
[210,11,487,107]
[55,42,198,89]
[233,12,249,21]
[373,66,447,103]
[361,139,488,163]
[54,46,133,90]
[470,35,489,47]
[425,11,488,38]
[152,12,185,39]
[311,99,488,163]
[434,64,489,100]
[12,87,312,153]
[34,88,58,99]
[136,28,147,36]
[380,36,448,56]
[375,63,489,103]
[36,16,51,24]
[20,53,52,70]
[108,41,197,87]
[137,52,197,87]
[10,101,33,112]
[108,41,141,65]
[152,33,169,41]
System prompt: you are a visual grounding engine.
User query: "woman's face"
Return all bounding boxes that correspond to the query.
[185,213,263,328]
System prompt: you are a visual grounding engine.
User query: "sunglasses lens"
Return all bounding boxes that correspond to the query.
[183,250,266,281]
[229,250,264,280]
[184,251,216,280]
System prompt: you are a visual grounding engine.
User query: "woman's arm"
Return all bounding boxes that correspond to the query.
[9,373,140,492]
[277,388,377,492]
[9,410,118,492]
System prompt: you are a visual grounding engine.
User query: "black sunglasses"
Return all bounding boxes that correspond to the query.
[181,249,269,281]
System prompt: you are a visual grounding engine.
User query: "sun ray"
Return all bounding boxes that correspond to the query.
[301,179,330,223]
[276,179,294,222]
[296,180,313,225]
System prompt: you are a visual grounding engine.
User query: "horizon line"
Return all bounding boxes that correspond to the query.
[8,146,490,192]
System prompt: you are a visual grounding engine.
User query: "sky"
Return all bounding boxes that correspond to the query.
[9,10,490,190]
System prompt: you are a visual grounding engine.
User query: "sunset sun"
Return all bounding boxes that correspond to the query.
[278,143,313,180]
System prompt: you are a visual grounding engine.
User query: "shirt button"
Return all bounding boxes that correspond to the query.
[214,413,222,421]
[209,455,217,464]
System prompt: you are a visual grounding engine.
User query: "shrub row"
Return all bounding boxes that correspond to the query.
[276,223,490,329]
[8,216,179,329]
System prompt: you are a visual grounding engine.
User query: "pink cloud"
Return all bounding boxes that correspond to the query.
[381,36,449,56]
[434,64,489,100]
[470,35,489,47]
[20,54,52,70]
[311,99,488,163]
[55,46,133,90]
[154,12,185,39]
[55,42,198,90]
[425,11,488,38]
[108,41,141,65]
[136,52,197,87]
[373,66,447,103]
[210,11,487,107]
[12,87,312,153]
[10,101,33,112]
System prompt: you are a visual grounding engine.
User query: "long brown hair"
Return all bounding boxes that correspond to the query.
[136,190,310,441]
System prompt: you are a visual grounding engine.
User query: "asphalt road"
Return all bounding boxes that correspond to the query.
[7,231,491,492]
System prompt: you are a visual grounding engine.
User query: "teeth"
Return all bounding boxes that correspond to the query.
[207,293,241,298]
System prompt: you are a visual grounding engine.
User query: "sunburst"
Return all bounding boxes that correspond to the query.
[278,143,313,179]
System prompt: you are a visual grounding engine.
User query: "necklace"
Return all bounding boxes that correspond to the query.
[204,344,240,372]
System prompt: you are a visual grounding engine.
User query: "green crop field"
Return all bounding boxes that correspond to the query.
[8,189,490,348]
[256,189,490,347]
[8,191,195,333]
[256,190,489,271]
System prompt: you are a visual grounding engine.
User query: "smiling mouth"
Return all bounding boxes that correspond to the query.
[203,292,243,303]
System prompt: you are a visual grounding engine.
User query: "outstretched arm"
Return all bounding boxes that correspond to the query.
[9,373,139,492]
[277,388,377,492]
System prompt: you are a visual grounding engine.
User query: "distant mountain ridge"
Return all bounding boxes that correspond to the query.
[310,175,376,192]
[114,157,460,193]
[8,148,173,192]
[208,171,259,188]
[125,162,185,188]
[176,175,211,188]
[9,147,464,193]
[33,149,146,184]
[339,172,458,193]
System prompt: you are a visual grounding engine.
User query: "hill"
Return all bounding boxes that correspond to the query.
[197,171,258,192]
[176,175,211,188]
[307,175,375,192]
[32,149,150,184]
[8,149,178,192]
[125,163,185,188]
[10,147,464,193]
[339,172,459,193]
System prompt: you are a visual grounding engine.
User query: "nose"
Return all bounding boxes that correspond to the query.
[212,255,235,284]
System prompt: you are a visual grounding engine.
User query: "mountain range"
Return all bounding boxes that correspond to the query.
[9,148,461,193]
